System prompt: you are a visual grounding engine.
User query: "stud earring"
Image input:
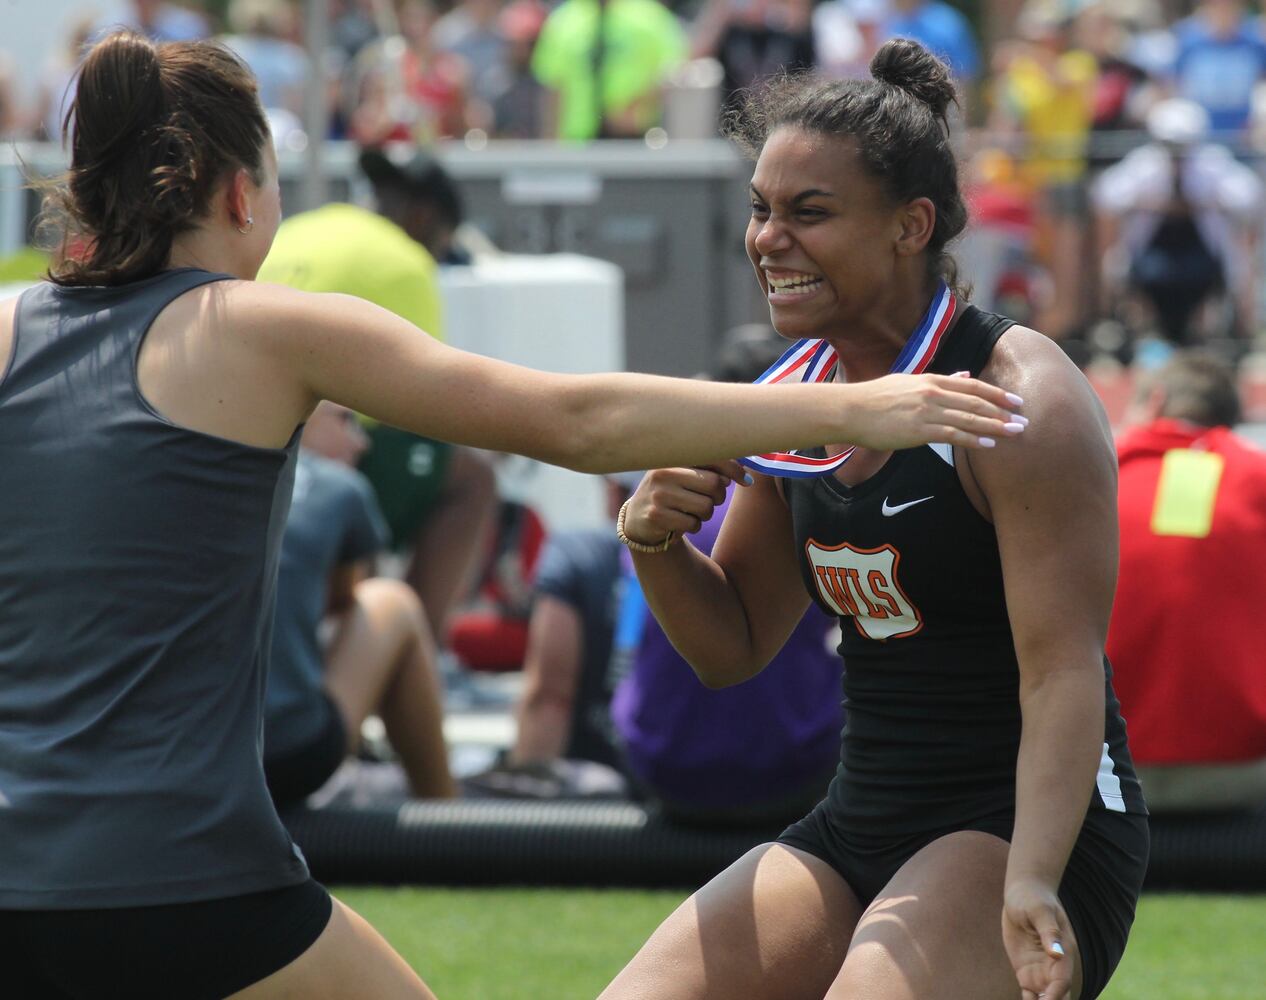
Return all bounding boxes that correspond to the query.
[236,216,255,235]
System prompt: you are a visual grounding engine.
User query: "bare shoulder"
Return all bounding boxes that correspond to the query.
[180,279,374,364]
[984,325,1114,461]
[970,325,1116,498]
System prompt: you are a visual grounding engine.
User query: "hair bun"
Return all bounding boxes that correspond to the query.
[870,38,957,122]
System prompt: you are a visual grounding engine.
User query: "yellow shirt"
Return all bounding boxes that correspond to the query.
[1001,50,1097,188]
[257,203,444,340]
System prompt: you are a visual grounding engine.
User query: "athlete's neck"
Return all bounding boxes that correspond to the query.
[830,280,957,384]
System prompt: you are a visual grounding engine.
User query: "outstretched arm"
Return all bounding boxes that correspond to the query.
[250,284,1026,475]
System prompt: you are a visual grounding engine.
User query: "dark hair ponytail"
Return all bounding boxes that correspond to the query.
[40,31,269,287]
[724,39,969,295]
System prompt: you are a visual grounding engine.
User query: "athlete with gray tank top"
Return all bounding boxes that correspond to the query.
[0,269,307,908]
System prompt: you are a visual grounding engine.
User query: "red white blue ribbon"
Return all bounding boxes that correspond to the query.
[739,282,956,479]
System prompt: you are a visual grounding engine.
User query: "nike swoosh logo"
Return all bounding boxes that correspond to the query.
[881,496,934,517]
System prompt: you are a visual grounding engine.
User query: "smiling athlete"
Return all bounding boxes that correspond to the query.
[605,40,1149,1000]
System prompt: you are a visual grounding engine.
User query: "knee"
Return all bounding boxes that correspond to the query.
[356,577,430,638]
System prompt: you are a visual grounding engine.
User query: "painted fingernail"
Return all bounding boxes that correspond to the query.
[1006,392,1025,406]
[742,473,754,486]
[978,436,997,447]
[1009,413,1030,427]
[1004,422,1026,433]
[1051,942,1065,956]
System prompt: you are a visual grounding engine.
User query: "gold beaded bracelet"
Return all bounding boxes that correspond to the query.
[616,499,677,554]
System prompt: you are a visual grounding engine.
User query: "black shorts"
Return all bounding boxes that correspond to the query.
[264,692,348,808]
[780,805,1149,1000]
[0,878,333,999]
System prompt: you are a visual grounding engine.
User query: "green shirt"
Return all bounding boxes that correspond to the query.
[531,0,686,140]
[257,203,444,340]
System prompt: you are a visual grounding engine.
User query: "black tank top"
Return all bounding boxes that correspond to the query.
[785,306,1146,835]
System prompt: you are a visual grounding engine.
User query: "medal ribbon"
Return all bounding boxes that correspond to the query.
[738,282,956,479]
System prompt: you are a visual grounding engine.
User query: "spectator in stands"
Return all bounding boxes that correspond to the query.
[689,0,816,123]
[265,401,458,807]
[813,0,886,82]
[990,0,1097,342]
[1092,96,1263,347]
[432,0,510,114]
[1108,352,1266,812]
[1169,0,1266,145]
[0,50,17,138]
[497,473,636,777]
[347,0,477,143]
[330,0,381,62]
[445,492,548,674]
[1075,0,1160,168]
[487,0,550,138]
[879,0,980,86]
[221,0,309,120]
[93,0,211,43]
[397,0,479,139]
[532,0,687,140]
[31,14,98,142]
[258,147,499,647]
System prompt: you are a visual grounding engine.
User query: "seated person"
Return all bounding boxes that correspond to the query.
[1108,352,1266,812]
[446,496,549,673]
[1093,98,1263,346]
[264,401,457,807]
[510,473,638,773]
[611,482,842,826]
[257,147,498,643]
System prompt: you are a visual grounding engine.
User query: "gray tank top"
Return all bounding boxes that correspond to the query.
[0,269,309,908]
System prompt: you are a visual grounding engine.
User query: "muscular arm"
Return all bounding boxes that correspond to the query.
[971,328,1117,927]
[630,472,810,687]
[235,282,1023,475]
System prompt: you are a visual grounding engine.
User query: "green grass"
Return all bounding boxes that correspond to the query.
[335,886,680,1000]
[1102,894,1266,1000]
[336,887,1266,1000]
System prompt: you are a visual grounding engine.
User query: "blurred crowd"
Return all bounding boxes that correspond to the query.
[6,2,1266,358]
[3,1,1266,148]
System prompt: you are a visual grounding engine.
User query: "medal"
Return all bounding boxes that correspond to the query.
[739,282,956,479]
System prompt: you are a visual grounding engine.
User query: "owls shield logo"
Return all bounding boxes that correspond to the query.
[805,541,922,641]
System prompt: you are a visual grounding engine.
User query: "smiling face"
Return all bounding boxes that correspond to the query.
[746,127,908,341]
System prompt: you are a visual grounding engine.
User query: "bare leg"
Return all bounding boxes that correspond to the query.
[405,446,498,640]
[229,897,435,999]
[510,595,583,764]
[826,831,1083,1000]
[599,843,863,1000]
[325,578,457,799]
